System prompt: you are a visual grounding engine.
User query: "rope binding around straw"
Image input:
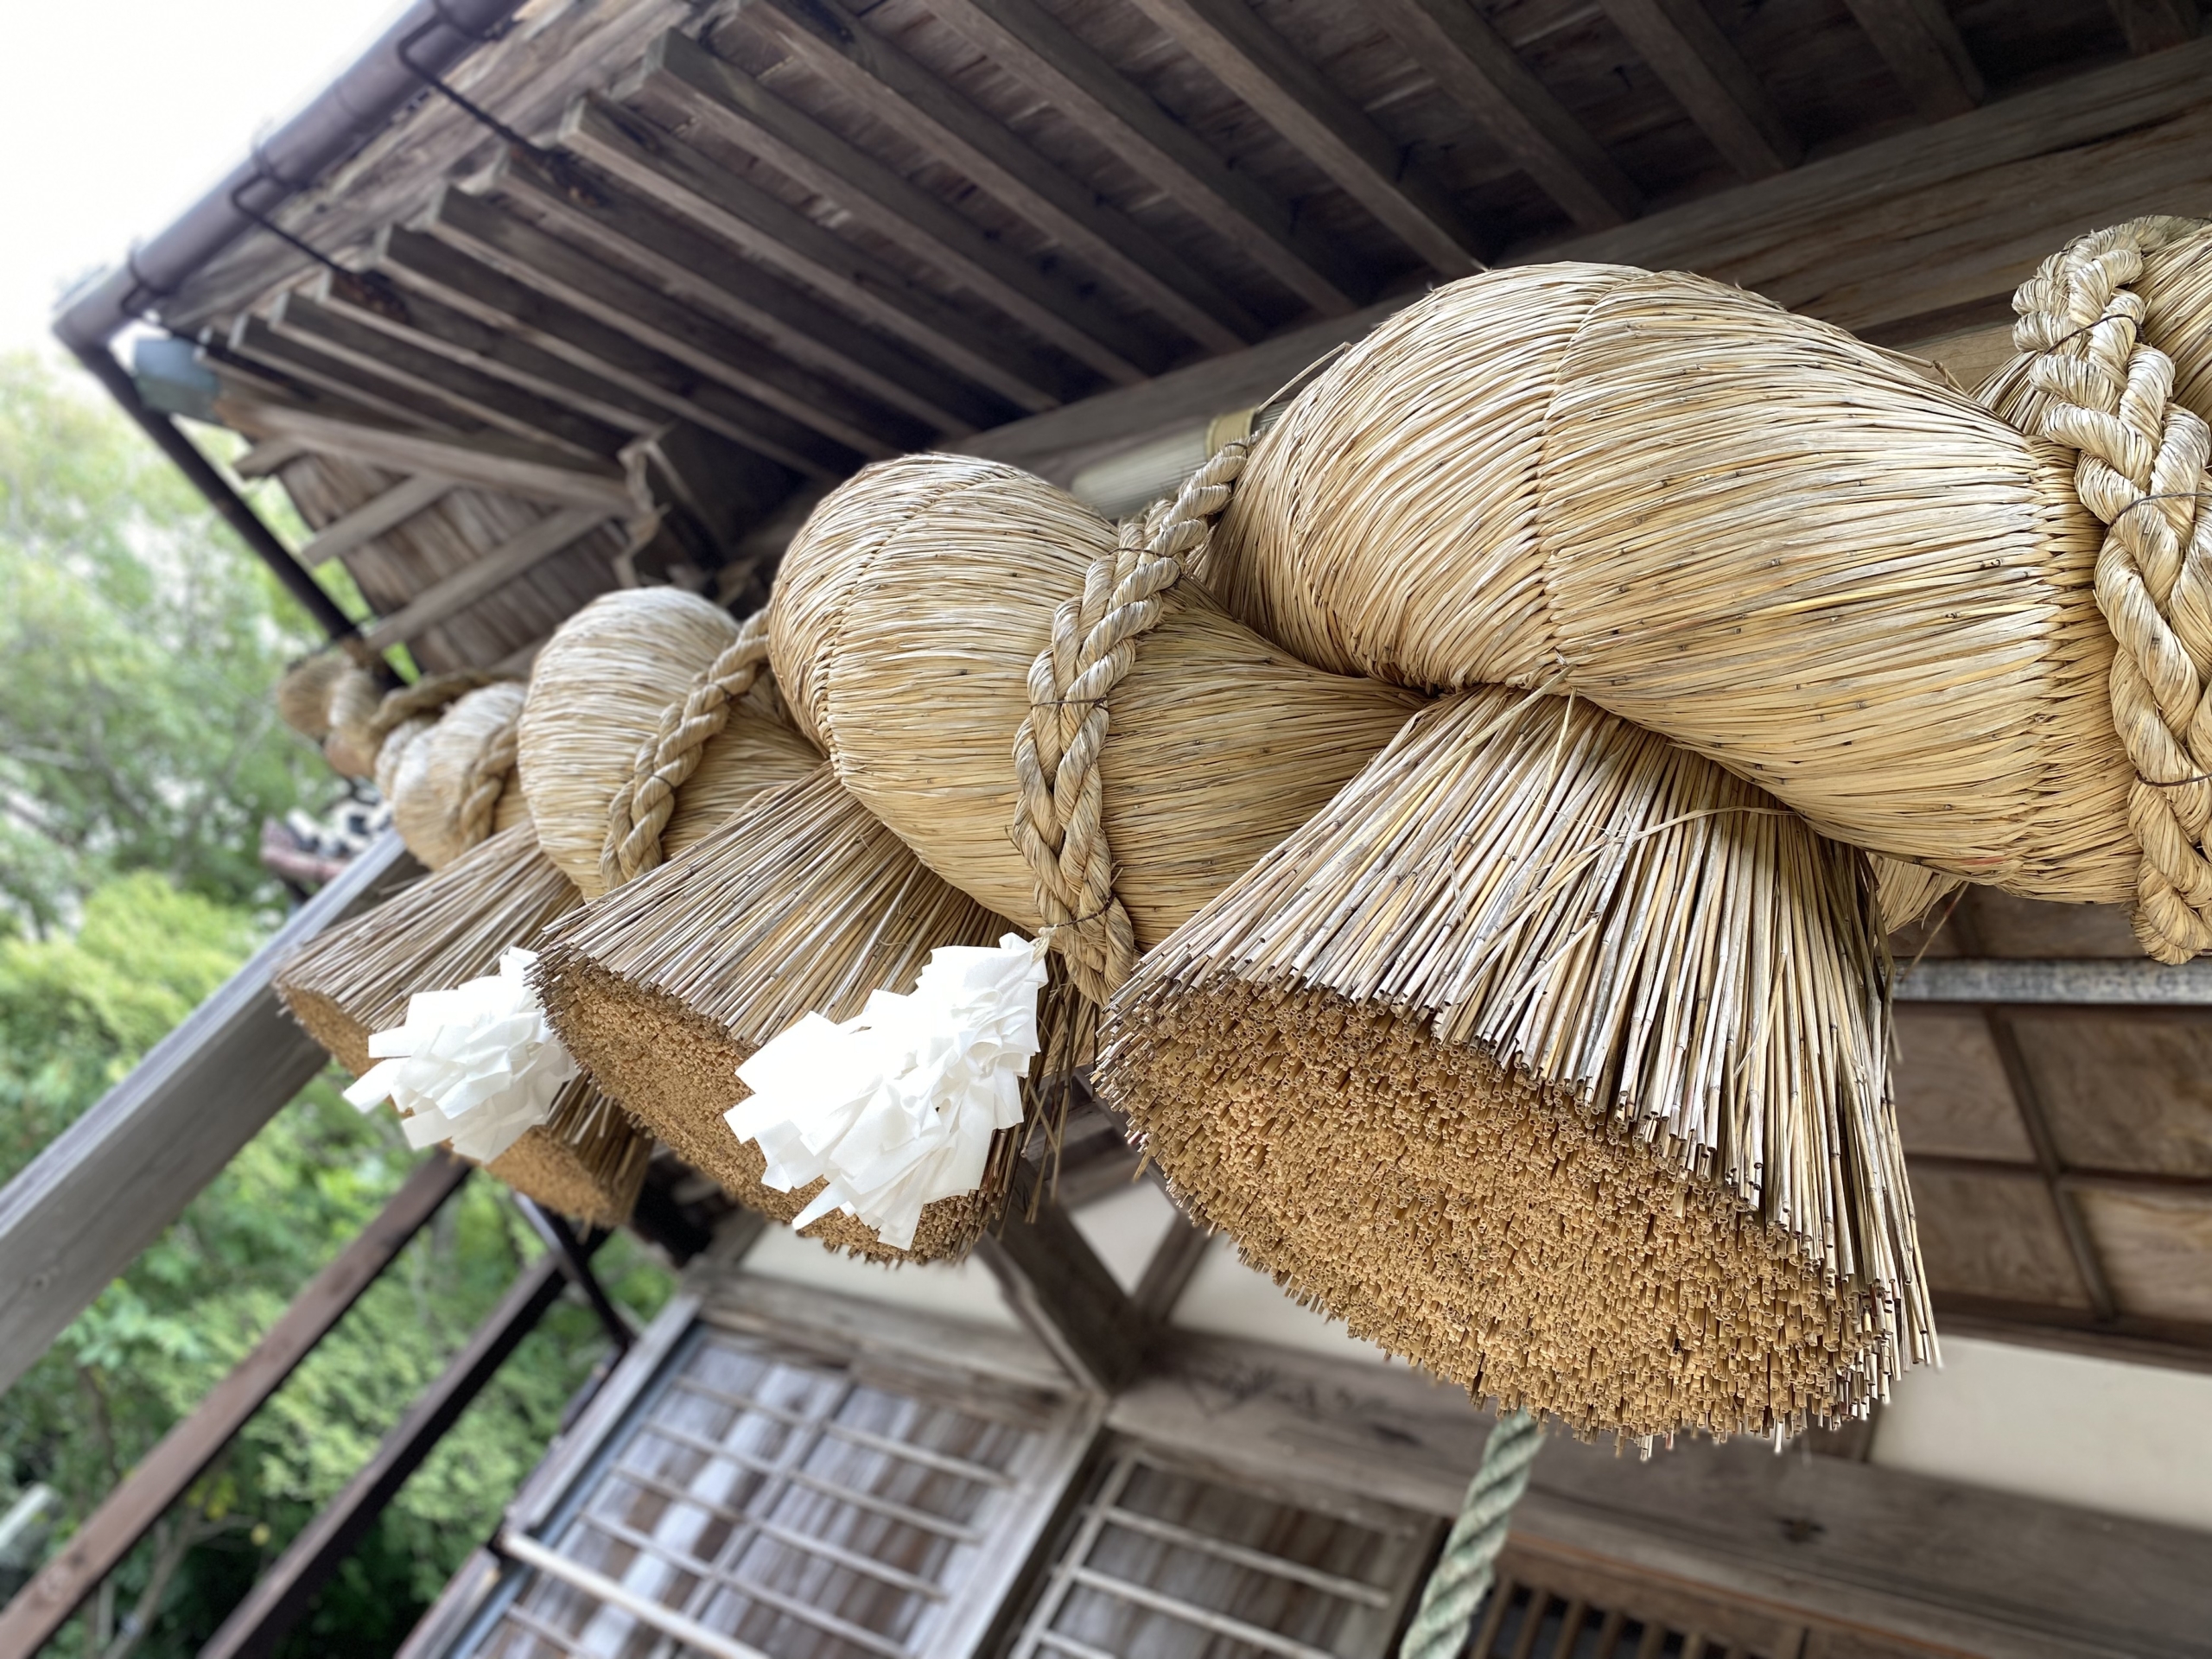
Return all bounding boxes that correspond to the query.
[601,610,773,891]
[2012,214,2212,962]
[1008,439,1249,1006]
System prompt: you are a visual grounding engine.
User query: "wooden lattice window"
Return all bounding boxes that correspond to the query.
[448,1318,1093,1658]
[1005,1440,1440,1659]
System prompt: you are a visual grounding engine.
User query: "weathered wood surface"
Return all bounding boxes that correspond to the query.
[1594,0,1801,179]
[294,472,456,569]
[1112,1332,2212,1659]
[361,505,619,653]
[1840,0,1984,119]
[1121,0,1486,273]
[0,835,419,1395]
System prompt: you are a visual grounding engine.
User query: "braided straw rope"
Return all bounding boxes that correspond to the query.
[1010,442,1249,1005]
[600,610,772,890]
[454,715,520,850]
[1397,1411,1542,1659]
[2013,217,2212,961]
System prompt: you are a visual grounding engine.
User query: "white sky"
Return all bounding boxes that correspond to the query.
[0,0,413,355]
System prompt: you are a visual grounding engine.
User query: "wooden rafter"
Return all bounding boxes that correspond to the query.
[925,0,1369,315]
[558,92,1077,411]
[372,222,852,475]
[426,186,899,469]
[1117,0,1485,276]
[488,144,1007,435]
[1366,0,1643,232]
[1596,0,1801,180]
[267,289,628,463]
[360,505,621,653]
[1842,0,1984,120]
[293,473,456,569]
[225,313,469,436]
[636,29,1171,385]
[742,0,1263,353]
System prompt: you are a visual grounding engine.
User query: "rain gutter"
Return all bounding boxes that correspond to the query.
[51,0,528,650]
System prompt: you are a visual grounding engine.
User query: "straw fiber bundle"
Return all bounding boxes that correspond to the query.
[276,824,647,1227]
[517,589,820,899]
[1205,264,2131,904]
[768,454,1424,939]
[534,765,1012,1262]
[386,681,531,869]
[1101,690,1918,1439]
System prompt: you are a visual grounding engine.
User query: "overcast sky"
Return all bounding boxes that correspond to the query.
[0,0,410,355]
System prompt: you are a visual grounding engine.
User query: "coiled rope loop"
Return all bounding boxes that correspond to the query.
[1397,1410,1543,1659]
[2013,216,2212,963]
[601,609,772,889]
[1010,441,1249,1006]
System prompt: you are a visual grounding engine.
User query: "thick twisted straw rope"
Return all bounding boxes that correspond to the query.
[367,669,506,742]
[600,610,772,890]
[1396,1411,1542,1659]
[1010,442,1249,1005]
[453,715,520,850]
[2014,217,2212,961]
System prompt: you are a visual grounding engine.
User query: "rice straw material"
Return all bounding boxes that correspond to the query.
[388,681,531,869]
[1100,690,1927,1440]
[1206,265,2131,905]
[535,765,1011,1262]
[518,588,819,898]
[539,765,1008,1256]
[275,824,648,1226]
[769,454,1423,939]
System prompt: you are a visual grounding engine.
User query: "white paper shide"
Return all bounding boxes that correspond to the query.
[728,934,1051,1249]
[344,947,578,1163]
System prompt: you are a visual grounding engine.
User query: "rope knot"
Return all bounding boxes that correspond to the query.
[1010,441,1250,1005]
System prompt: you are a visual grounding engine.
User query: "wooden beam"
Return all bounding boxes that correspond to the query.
[742,0,1263,353]
[226,313,471,435]
[1930,1291,2212,1374]
[487,144,1007,435]
[426,186,896,468]
[1597,0,1801,178]
[638,29,1169,385]
[314,269,664,438]
[374,223,848,477]
[220,400,635,513]
[1894,957,2212,1005]
[0,1155,469,1657]
[361,505,620,652]
[1116,0,1484,275]
[296,473,457,568]
[925,0,1368,314]
[2107,0,2201,53]
[267,289,628,463]
[558,94,1073,413]
[232,434,312,479]
[1366,0,1643,230]
[0,833,417,1396]
[199,1249,582,1659]
[1841,0,1984,119]
[976,1164,1151,1393]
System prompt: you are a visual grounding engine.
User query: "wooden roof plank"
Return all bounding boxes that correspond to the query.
[374,221,868,475]
[744,0,1264,353]
[427,184,903,467]
[1840,0,1984,120]
[224,313,473,435]
[1117,0,1486,275]
[925,0,1368,314]
[361,505,620,652]
[267,289,630,463]
[1595,0,1802,180]
[639,28,1166,384]
[1363,0,1643,231]
[559,92,1074,410]
[295,472,458,569]
[488,143,1008,435]
[313,270,668,438]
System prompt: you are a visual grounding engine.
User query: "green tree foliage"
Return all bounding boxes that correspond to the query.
[0,352,334,931]
[0,353,671,1656]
